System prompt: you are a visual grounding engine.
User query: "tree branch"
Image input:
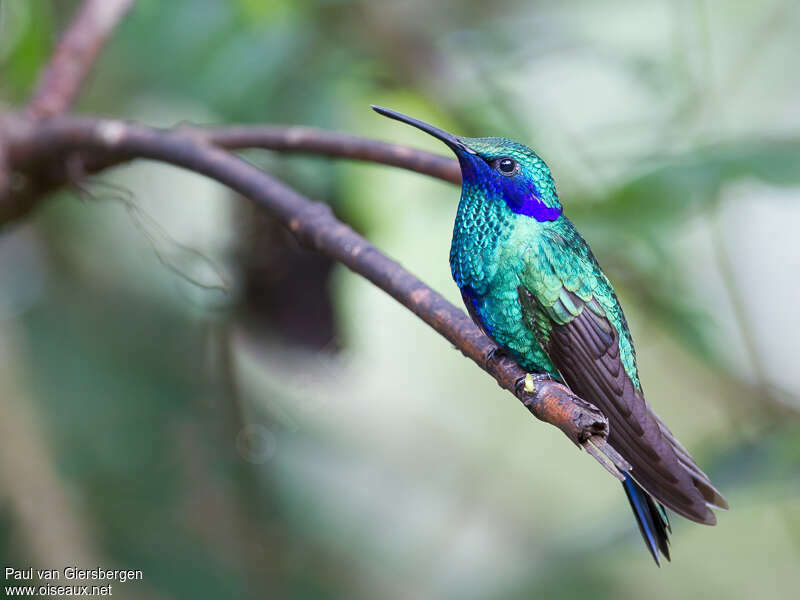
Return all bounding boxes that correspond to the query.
[26,0,137,119]
[200,125,462,184]
[2,116,629,476]
[0,122,461,225]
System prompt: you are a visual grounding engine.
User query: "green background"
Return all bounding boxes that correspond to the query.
[1,1,798,598]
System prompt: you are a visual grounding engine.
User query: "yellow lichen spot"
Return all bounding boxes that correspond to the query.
[524,373,536,393]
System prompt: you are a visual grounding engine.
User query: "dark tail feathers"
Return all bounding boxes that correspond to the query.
[623,474,671,565]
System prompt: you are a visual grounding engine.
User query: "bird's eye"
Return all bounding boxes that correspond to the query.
[495,157,517,176]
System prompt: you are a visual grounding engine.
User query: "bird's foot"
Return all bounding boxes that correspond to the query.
[516,374,631,480]
[482,345,510,370]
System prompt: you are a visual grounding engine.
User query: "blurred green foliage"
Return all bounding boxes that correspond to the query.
[1,1,799,599]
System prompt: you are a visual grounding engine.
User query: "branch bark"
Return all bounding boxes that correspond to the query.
[2,0,625,471]
[26,0,137,119]
[201,125,461,184]
[2,116,628,474]
[0,122,460,225]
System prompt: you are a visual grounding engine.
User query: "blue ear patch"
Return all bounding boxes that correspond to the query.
[495,175,562,222]
[507,192,562,221]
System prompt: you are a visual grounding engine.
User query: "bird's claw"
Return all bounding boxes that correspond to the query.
[482,346,509,370]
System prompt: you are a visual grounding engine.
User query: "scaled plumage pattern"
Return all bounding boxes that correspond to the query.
[373,106,728,565]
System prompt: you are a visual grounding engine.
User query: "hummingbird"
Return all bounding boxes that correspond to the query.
[372,105,728,565]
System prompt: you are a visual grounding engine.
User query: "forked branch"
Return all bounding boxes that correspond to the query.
[0,0,629,477]
[2,117,627,475]
[26,0,137,119]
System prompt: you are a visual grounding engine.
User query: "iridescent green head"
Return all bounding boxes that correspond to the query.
[372,106,562,221]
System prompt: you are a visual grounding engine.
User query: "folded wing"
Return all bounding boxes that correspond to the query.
[517,249,727,523]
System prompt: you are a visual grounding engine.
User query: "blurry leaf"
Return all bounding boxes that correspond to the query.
[570,139,800,228]
[234,0,300,24]
[0,0,55,103]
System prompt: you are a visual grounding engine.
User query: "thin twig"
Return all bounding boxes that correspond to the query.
[193,125,461,184]
[3,116,624,470]
[26,0,137,119]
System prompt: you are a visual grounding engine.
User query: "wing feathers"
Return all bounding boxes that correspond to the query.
[525,285,724,524]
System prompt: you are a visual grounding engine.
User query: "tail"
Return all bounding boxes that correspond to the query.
[623,474,671,565]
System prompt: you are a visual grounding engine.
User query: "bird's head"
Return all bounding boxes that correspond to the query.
[372,106,562,221]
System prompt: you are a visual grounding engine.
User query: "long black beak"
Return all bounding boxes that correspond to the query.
[371,105,475,155]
